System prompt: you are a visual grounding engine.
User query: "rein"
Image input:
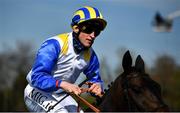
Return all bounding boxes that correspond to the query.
[71,93,101,113]
[47,78,89,112]
[47,76,102,112]
[123,76,132,111]
[122,73,140,111]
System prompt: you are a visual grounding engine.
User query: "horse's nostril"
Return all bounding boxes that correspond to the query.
[154,104,170,112]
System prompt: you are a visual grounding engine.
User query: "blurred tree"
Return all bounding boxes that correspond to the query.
[151,54,180,111]
[152,54,176,93]
[169,67,180,111]
[100,57,112,87]
[0,49,17,90]
[0,40,35,111]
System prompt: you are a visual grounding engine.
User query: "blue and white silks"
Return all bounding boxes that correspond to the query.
[26,32,103,93]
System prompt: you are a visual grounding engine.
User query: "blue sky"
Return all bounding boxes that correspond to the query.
[0,0,180,71]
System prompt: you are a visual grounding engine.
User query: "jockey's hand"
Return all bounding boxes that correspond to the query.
[86,82,102,96]
[60,81,81,95]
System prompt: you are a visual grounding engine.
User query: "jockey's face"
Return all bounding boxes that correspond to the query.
[77,22,101,48]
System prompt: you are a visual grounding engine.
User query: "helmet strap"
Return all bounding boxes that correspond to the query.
[72,31,87,54]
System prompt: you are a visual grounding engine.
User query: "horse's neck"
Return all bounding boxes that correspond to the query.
[99,92,116,111]
[99,85,140,111]
[99,76,127,111]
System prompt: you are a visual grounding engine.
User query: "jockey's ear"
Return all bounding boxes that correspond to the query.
[135,55,145,73]
[122,50,132,72]
[72,25,79,33]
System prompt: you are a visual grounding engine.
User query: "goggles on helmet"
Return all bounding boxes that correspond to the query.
[78,20,101,37]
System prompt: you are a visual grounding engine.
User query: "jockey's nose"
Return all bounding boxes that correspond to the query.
[89,32,96,39]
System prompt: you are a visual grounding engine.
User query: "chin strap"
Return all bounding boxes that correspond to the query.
[72,32,87,54]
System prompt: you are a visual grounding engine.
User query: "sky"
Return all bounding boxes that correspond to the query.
[0,0,180,72]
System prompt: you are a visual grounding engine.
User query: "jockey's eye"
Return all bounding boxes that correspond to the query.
[78,22,102,37]
[79,25,101,37]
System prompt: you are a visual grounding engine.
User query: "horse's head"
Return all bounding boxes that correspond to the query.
[121,51,169,111]
[95,51,170,112]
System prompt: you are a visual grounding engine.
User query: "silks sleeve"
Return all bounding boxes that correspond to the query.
[28,39,61,92]
[83,50,103,84]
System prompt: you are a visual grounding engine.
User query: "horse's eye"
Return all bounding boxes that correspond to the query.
[132,86,142,94]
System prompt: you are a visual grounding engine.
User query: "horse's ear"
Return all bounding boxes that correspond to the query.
[122,50,132,72]
[135,55,145,73]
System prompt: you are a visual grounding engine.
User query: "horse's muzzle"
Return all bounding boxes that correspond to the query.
[155,104,170,112]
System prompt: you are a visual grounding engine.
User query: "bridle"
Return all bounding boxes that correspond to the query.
[122,72,168,112]
[122,72,139,111]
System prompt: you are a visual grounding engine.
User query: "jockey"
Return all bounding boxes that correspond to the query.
[24,6,107,112]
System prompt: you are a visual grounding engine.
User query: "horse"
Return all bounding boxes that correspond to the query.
[87,51,169,112]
